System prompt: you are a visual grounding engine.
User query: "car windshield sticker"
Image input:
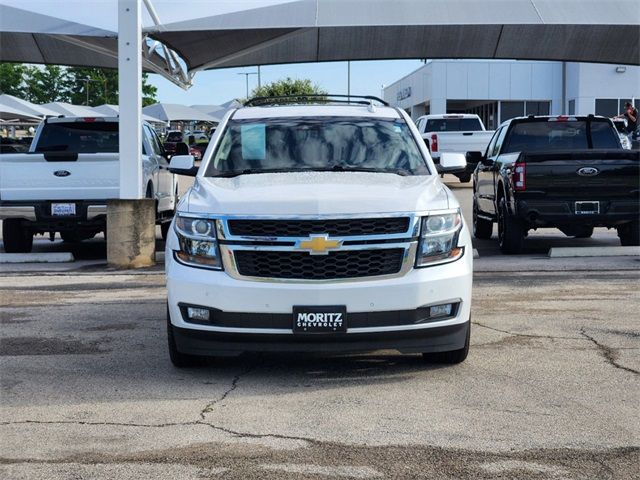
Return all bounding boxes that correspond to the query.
[241,123,266,160]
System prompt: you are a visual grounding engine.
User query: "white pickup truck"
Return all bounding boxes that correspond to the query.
[415,114,494,182]
[0,116,178,253]
[164,95,473,368]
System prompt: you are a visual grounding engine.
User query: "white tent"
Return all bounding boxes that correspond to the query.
[0,103,42,122]
[93,104,165,124]
[0,94,59,118]
[41,102,108,117]
[142,103,219,123]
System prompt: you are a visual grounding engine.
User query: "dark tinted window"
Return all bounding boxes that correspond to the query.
[501,101,524,122]
[502,120,620,153]
[35,121,119,153]
[424,118,483,132]
[166,132,183,142]
[206,117,429,177]
[595,99,618,118]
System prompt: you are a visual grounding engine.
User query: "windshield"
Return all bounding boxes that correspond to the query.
[502,120,620,153]
[425,118,483,132]
[34,122,119,153]
[205,117,429,177]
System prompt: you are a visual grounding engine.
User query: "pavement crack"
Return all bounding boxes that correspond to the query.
[0,419,197,428]
[580,328,639,376]
[198,421,316,445]
[472,321,581,340]
[199,364,256,420]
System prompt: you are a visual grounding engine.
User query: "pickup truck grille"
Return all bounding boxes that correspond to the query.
[233,249,405,280]
[227,217,410,237]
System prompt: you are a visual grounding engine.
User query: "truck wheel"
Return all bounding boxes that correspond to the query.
[161,221,171,241]
[456,172,472,183]
[422,320,470,364]
[473,202,493,239]
[2,219,33,253]
[167,308,203,368]
[618,222,640,246]
[498,198,524,254]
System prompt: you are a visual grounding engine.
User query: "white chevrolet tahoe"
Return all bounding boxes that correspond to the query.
[165,96,473,367]
[0,116,178,252]
[415,114,494,183]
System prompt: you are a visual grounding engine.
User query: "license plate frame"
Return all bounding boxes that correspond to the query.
[575,201,599,215]
[51,203,76,216]
[293,306,347,334]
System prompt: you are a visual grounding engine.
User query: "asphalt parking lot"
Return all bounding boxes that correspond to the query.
[1,179,639,479]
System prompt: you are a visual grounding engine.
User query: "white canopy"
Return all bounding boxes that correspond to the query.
[41,102,109,117]
[142,103,219,123]
[93,104,165,124]
[0,104,42,122]
[0,94,59,118]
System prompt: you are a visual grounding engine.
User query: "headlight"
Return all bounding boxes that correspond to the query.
[416,209,464,267]
[174,215,222,270]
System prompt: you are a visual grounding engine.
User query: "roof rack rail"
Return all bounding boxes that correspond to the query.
[243,94,389,107]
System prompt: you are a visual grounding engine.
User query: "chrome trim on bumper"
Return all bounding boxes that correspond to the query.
[87,205,107,220]
[0,206,36,221]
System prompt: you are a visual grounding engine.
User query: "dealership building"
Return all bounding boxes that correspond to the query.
[383,60,639,129]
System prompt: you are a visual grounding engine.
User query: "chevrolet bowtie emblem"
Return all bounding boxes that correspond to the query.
[297,234,343,255]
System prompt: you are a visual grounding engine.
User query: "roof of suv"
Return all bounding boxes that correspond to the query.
[232,104,402,121]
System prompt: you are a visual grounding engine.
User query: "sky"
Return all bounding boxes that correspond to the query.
[148,60,425,106]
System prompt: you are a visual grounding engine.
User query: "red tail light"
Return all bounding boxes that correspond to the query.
[430,134,438,152]
[513,161,526,191]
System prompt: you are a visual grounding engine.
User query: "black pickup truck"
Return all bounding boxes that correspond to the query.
[471,115,640,253]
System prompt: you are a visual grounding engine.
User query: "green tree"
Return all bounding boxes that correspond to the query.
[0,63,28,97]
[65,67,158,106]
[250,77,326,103]
[24,65,71,104]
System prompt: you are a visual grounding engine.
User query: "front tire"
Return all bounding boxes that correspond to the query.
[422,321,470,364]
[167,308,203,368]
[2,219,33,253]
[456,172,472,183]
[498,198,524,254]
[573,226,594,239]
[618,222,640,246]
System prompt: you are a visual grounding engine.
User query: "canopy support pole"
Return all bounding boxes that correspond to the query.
[108,0,155,268]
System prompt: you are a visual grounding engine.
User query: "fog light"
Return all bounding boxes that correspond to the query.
[429,303,453,319]
[187,307,210,322]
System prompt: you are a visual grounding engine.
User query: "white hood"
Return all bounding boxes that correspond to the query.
[182,172,451,216]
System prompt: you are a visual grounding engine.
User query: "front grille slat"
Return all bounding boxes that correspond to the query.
[234,249,404,280]
[228,217,409,237]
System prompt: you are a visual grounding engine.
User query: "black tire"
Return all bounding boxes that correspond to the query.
[497,198,524,254]
[160,221,171,241]
[618,222,640,246]
[167,308,203,368]
[573,226,594,239]
[2,219,33,253]
[456,172,472,183]
[422,320,470,364]
[61,231,85,243]
[473,201,493,239]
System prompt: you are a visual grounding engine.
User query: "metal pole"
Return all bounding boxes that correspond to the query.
[347,61,351,98]
[118,0,142,199]
[258,65,261,88]
[85,78,90,105]
[245,74,249,98]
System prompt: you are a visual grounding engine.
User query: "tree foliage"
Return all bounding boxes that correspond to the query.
[250,77,327,102]
[0,63,158,106]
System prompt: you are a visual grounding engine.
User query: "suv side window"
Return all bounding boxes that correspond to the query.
[485,127,501,158]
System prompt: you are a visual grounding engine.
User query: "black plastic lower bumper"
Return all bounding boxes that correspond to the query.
[0,200,107,232]
[172,320,469,356]
[516,199,639,228]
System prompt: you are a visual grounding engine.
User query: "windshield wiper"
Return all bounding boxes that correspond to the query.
[211,166,414,178]
[310,165,413,176]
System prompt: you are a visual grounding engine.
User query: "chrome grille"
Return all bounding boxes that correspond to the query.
[234,248,405,280]
[227,217,410,237]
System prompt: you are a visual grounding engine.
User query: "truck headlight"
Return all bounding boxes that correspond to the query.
[174,215,222,270]
[416,210,464,267]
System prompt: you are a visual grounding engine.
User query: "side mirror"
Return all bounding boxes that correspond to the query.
[168,155,198,176]
[465,151,483,167]
[438,152,467,174]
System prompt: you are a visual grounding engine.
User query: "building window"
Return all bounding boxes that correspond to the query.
[568,100,575,115]
[595,99,619,118]
[500,101,524,122]
[525,101,550,116]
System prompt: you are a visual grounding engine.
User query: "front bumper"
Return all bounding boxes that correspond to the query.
[166,241,473,355]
